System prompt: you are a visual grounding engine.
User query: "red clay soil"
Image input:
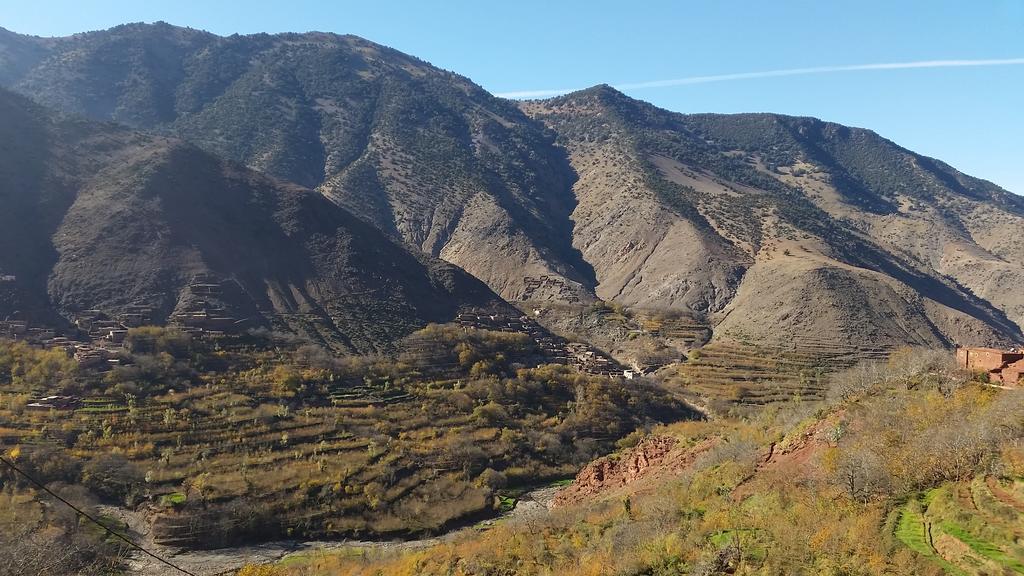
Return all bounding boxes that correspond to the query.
[552,435,716,507]
[732,413,844,500]
[987,476,1024,512]
[554,410,848,507]
[957,484,978,512]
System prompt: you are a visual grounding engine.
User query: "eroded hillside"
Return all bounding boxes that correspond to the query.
[523,86,1023,350]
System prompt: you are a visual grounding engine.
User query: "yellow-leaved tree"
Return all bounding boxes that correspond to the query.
[237,564,284,576]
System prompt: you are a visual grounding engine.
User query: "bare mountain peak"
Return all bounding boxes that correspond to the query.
[568,83,628,99]
[524,85,1024,347]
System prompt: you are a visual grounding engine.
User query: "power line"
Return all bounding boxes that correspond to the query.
[0,454,200,576]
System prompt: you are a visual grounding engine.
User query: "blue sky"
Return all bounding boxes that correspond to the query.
[3,0,1022,193]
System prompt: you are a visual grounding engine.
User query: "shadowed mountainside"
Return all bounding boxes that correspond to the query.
[0,22,596,303]
[0,87,506,352]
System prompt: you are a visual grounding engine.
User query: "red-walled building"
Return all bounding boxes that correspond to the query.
[956,347,1024,386]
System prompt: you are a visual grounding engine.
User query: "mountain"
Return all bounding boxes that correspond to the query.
[0,23,594,303]
[2,23,1022,351]
[521,86,1024,350]
[0,87,505,352]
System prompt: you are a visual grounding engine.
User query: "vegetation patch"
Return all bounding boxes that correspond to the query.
[283,351,1024,575]
[0,325,691,549]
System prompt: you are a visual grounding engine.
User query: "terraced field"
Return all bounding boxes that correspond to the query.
[512,303,896,409]
[6,384,489,546]
[0,326,689,550]
[894,476,1024,574]
[670,339,893,406]
[637,313,712,348]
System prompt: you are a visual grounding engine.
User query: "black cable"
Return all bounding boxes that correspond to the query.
[0,454,200,576]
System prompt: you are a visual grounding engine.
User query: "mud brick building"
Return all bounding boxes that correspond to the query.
[956,347,1024,386]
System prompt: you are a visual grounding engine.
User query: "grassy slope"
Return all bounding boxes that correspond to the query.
[894,478,1024,575]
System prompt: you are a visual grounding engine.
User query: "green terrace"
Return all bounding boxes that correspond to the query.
[894,476,1024,574]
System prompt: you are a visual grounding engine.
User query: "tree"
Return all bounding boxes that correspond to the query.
[833,446,889,503]
[269,365,304,398]
[475,468,507,489]
[237,565,284,576]
[81,454,144,506]
[124,326,190,356]
[828,360,885,401]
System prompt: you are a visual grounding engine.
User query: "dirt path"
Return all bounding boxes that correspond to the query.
[987,476,1024,512]
[109,485,561,576]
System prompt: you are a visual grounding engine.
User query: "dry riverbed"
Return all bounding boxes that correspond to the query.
[109,485,563,576]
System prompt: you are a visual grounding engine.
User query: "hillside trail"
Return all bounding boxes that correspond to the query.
[102,485,562,576]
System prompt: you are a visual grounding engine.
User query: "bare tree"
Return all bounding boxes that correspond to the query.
[828,360,886,401]
[833,445,889,503]
[0,522,125,576]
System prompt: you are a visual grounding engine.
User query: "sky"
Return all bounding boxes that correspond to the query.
[3,0,1023,194]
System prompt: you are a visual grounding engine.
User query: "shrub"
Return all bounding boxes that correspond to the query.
[237,565,285,576]
[475,468,507,490]
[81,454,144,506]
[125,326,191,356]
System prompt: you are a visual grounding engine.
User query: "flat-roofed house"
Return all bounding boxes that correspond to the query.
[957,347,1024,386]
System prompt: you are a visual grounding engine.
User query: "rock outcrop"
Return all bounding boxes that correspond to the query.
[554,435,715,506]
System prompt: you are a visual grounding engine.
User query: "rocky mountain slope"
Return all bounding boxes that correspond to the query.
[2,23,1022,351]
[0,23,594,302]
[523,86,1024,349]
[0,87,505,351]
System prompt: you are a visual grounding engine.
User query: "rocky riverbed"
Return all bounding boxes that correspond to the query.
[108,485,562,576]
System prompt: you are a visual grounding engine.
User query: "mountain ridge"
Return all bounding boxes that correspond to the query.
[1,23,1021,350]
[523,84,1024,348]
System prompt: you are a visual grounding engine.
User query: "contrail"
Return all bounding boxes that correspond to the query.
[495,58,1024,99]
